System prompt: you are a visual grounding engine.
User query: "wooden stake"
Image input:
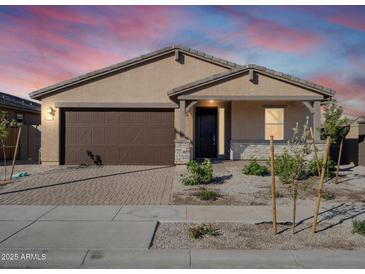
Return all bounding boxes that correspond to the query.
[9,127,21,183]
[312,136,331,234]
[270,135,277,235]
[310,127,321,176]
[334,138,344,184]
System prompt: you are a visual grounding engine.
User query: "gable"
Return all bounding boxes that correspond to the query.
[176,70,326,100]
[40,52,229,104]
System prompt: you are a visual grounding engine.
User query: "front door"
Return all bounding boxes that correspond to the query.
[195,107,217,158]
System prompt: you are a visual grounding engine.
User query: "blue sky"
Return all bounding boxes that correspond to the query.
[0,5,364,115]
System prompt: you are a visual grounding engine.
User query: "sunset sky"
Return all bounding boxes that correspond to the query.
[1,5,365,116]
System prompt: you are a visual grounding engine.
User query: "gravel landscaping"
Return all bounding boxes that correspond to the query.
[152,222,365,250]
[172,163,365,206]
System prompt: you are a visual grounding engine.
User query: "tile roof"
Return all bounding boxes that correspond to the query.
[28,45,335,100]
[29,45,241,99]
[168,64,336,97]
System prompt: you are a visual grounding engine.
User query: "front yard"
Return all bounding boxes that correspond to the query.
[152,221,365,250]
[172,161,365,206]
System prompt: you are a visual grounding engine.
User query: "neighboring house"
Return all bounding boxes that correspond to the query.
[0,92,41,162]
[339,114,365,166]
[29,45,334,166]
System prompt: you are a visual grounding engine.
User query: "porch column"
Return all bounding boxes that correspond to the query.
[179,100,186,137]
[313,101,321,142]
[175,100,191,164]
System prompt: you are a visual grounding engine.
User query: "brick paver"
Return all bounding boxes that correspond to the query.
[0,165,174,205]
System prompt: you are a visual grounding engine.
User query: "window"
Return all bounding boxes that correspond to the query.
[16,113,24,127]
[265,108,284,140]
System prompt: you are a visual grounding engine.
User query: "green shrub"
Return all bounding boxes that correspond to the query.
[352,219,365,237]
[188,224,218,239]
[180,159,213,186]
[274,151,305,184]
[321,192,336,200]
[242,158,269,176]
[197,188,220,201]
[308,157,336,177]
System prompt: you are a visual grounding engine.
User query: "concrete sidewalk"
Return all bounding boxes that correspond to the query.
[1,203,362,223]
[1,248,365,268]
[0,205,365,268]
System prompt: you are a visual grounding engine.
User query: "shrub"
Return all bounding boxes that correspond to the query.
[242,158,269,176]
[180,159,213,186]
[321,192,336,200]
[352,219,365,237]
[274,151,305,184]
[308,157,336,177]
[197,188,220,201]
[188,224,218,239]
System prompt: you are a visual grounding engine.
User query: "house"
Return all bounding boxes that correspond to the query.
[0,92,41,162]
[29,45,334,166]
[339,114,365,166]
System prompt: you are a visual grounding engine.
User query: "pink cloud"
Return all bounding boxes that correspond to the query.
[0,6,193,98]
[328,13,365,32]
[211,6,322,54]
[245,19,322,53]
[311,73,365,116]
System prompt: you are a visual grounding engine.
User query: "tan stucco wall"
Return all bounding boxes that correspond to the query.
[231,101,313,141]
[183,72,323,98]
[40,53,228,164]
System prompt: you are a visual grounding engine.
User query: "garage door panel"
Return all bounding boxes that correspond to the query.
[91,128,106,145]
[66,127,92,145]
[62,109,174,165]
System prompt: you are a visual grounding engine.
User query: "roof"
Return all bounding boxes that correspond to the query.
[29,45,241,99]
[168,64,336,97]
[0,92,41,113]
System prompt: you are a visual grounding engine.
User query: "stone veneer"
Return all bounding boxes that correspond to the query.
[175,138,192,164]
[230,141,325,160]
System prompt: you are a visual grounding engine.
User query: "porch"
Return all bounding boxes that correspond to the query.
[174,98,322,164]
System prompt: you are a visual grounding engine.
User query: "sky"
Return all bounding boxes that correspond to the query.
[0,5,365,116]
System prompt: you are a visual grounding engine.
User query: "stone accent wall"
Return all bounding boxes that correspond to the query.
[230,141,325,160]
[175,138,191,164]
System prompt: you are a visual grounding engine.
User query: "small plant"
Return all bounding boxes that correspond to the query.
[308,157,336,177]
[243,158,269,176]
[188,224,218,239]
[275,191,283,198]
[352,219,365,237]
[180,159,213,186]
[321,192,335,200]
[197,188,220,201]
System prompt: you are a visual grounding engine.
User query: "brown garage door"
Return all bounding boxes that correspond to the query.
[61,109,175,165]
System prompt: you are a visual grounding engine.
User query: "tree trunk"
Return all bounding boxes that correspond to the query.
[1,138,6,182]
[292,181,298,234]
[270,136,277,235]
[310,127,321,176]
[335,138,344,184]
[313,136,331,234]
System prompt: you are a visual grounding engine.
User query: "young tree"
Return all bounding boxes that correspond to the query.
[321,99,350,184]
[275,118,310,233]
[0,111,16,182]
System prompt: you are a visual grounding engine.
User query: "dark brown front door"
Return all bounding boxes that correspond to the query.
[61,109,174,165]
[195,107,217,159]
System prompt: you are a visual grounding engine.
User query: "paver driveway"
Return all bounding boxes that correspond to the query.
[0,165,174,205]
